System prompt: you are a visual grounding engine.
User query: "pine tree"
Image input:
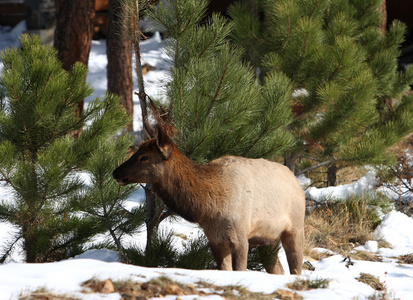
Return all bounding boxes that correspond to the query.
[72,135,145,258]
[230,0,413,184]
[148,0,294,163]
[0,34,131,262]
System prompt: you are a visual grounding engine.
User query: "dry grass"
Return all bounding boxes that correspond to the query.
[351,251,382,262]
[364,291,398,300]
[356,273,386,291]
[287,276,330,291]
[80,276,302,300]
[19,288,79,300]
[378,239,393,249]
[397,253,413,264]
[337,166,368,185]
[305,203,372,258]
[304,193,392,260]
[191,280,303,300]
[355,274,399,300]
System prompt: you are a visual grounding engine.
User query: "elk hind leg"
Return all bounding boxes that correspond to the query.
[281,229,304,275]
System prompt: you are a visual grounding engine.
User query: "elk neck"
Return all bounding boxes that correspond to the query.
[152,147,227,223]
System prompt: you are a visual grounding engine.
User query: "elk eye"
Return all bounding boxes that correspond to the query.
[140,156,148,162]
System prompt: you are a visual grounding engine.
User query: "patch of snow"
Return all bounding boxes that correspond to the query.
[297,174,311,189]
[305,171,378,201]
[73,249,120,262]
[375,210,413,256]
[354,241,378,253]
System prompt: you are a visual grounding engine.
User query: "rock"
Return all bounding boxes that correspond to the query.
[100,279,115,294]
[163,284,185,295]
[274,288,296,300]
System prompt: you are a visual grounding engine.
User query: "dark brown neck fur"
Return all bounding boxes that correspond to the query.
[153,147,227,223]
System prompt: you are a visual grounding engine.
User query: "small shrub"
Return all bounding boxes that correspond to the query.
[123,230,177,267]
[287,276,330,290]
[175,233,215,269]
[124,230,215,269]
[125,230,284,271]
[247,242,281,272]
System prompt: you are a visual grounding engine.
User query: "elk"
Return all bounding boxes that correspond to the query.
[113,124,305,274]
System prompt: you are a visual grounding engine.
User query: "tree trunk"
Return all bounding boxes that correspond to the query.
[284,152,296,174]
[107,0,134,132]
[327,163,338,187]
[54,0,95,131]
[130,0,158,249]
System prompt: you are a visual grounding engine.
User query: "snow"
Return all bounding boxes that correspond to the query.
[1,22,413,299]
[375,211,413,257]
[305,170,378,201]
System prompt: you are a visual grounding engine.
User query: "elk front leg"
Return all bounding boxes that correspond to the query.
[231,238,248,271]
[210,243,232,270]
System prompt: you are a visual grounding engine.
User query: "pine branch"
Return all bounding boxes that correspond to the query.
[281,15,291,50]
[329,49,345,81]
[204,59,230,119]
[291,29,310,80]
[0,234,22,263]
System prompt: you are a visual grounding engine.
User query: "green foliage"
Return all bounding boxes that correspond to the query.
[247,243,281,272]
[230,0,413,174]
[124,228,284,271]
[124,230,215,269]
[124,230,179,267]
[147,0,294,163]
[72,134,145,255]
[0,36,92,151]
[174,233,215,269]
[0,34,132,262]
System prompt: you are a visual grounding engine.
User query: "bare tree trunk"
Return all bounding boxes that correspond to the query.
[54,0,96,136]
[327,163,338,187]
[131,0,160,249]
[107,0,134,132]
[284,152,296,174]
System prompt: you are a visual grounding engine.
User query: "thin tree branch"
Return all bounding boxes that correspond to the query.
[297,158,338,176]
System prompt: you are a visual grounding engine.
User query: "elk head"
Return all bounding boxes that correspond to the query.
[112,123,174,185]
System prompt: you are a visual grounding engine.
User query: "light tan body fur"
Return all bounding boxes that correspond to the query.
[113,124,305,274]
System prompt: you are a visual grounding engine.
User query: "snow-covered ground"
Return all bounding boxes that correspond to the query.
[1,22,413,300]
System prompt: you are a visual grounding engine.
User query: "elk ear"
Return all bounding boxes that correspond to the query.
[155,123,173,159]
